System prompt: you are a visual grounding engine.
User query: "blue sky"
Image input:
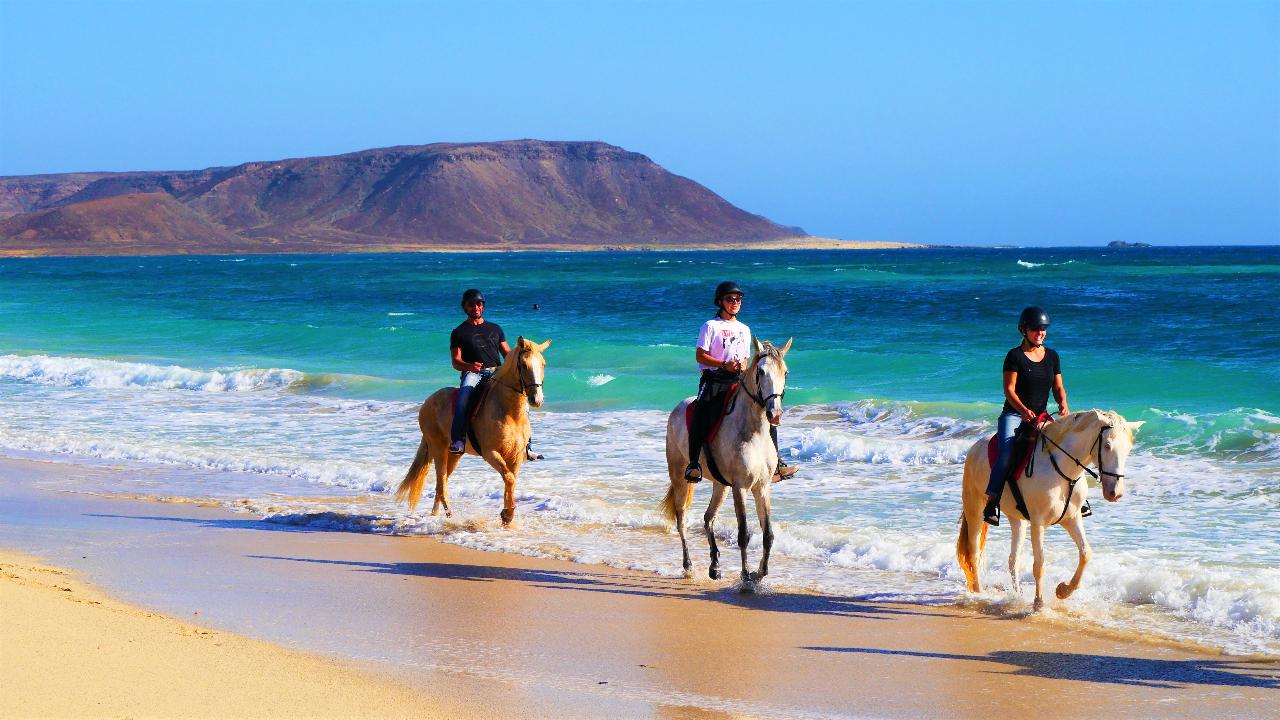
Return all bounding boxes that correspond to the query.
[1,0,1276,246]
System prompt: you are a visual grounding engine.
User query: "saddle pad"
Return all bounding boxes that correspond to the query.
[986,413,1052,480]
[684,382,739,444]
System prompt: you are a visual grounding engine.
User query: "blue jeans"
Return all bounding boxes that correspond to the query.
[450,370,492,444]
[985,411,1023,499]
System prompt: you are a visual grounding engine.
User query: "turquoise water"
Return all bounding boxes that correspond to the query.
[1,247,1278,654]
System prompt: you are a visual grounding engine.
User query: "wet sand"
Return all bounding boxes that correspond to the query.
[1,455,1275,719]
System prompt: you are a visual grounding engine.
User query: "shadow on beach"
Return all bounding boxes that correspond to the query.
[246,553,937,621]
[799,646,1280,689]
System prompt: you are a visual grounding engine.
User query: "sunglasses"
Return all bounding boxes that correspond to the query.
[723,296,743,304]
[466,301,485,307]
[1027,324,1049,332]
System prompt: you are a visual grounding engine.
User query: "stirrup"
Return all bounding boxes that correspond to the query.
[982,499,1001,527]
[448,440,464,455]
[684,463,703,483]
[772,462,798,483]
[1080,499,1093,518]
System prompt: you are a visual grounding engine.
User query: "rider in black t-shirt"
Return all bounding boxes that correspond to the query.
[448,289,511,454]
[983,306,1074,526]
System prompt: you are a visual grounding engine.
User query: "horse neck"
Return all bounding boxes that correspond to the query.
[488,356,528,412]
[726,362,769,435]
[1043,413,1101,466]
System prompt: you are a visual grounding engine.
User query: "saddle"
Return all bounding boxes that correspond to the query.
[450,378,494,453]
[987,413,1051,520]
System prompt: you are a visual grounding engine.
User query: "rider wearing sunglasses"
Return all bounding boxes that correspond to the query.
[685,281,798,484]
[983,306,1074,525]
[448,289,510,454]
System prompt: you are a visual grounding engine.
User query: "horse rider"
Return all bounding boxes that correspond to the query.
[983,306,1075,526]
[448,289,509,455]
[447,289,544,460]
[684,281,798,484]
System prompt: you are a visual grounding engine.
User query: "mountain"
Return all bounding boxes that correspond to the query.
[0,140,807,255]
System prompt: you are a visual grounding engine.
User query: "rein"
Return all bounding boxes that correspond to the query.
[1033,419,1121,525]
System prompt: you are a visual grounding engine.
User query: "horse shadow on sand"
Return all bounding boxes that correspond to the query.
[247,554,938,621]
[85,511,936,620]
[800,646,1280,689]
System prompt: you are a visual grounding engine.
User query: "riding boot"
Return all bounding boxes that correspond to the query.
[770,426,797,483]
[1080,498,1093,517]
[982,496,1001,527]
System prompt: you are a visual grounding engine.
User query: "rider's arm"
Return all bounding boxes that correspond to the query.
[1052,373,1069,416]
[452,346,482,373]
[499,340,511,359]
[696,348,740,373]
[1003,370,1035,421]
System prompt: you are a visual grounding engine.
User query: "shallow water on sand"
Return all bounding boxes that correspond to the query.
[1,247,1277,654]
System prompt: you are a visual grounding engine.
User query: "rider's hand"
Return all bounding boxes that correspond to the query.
[471,361,485,373]
[1021,408,1038,423]
[723,358,740,373]
[1058,406,1070,417]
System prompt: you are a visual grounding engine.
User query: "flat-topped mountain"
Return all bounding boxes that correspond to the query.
[0,140,808,255]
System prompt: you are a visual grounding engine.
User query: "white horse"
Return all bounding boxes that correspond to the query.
[957,409,1143,610]
[660,338,791,589]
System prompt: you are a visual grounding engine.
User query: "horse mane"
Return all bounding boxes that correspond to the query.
[1047,409,1131,444]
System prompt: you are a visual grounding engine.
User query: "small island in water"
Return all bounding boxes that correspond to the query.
[0,140,914,256]
[1107,240,1153,248]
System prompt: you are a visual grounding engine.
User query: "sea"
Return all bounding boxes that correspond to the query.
[1,246,1277,656]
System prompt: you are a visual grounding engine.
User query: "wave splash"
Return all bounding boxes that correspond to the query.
[0,354,304,393]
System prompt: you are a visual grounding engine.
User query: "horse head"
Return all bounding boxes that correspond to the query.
[749,337,792,426]
[1094,410,1144,502]
[508,336,551,407]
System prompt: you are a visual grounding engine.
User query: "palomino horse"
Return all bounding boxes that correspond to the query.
[395,337,551,526]
[661,338,792,589]
[957,409,1143,610]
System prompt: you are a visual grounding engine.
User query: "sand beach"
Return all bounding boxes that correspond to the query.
[1,455,1275,719]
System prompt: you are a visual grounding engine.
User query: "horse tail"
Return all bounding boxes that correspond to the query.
[659,482,695,527]
[955,511,988,592]
[395,438,433,510]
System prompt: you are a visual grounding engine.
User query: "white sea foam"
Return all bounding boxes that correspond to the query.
[587,374,615,387]
[1016,260,1045,268]
[0,354,303,392]
[386,312,415,316]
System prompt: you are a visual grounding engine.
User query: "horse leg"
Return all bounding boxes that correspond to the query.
[1030,523,1047,611]
[500,469,517,526]
[431,446,455,518]
[669,477,694,577]
[750,484,773,581]
[1007,514,1026,596]
[703,482,728,580]
[1055,514,1091,600]
[732,486,751,588]
[957,453,989,593]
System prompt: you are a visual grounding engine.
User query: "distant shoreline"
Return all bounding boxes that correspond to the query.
[0,236,923,258]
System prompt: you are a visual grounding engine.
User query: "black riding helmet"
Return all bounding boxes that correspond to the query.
[714,281,743,306]
[461,288,485,307]
[1018,306,1049,330]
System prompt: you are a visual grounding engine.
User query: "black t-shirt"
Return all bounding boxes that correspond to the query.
[450,320,506,368]
[1002,346,1060,415]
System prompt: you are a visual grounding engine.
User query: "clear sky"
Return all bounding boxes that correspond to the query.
[1,0,1276,246]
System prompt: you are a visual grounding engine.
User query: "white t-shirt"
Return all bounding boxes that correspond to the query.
[697,317,752,371]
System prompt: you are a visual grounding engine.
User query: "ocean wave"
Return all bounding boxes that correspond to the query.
[587,374,615,387]
[792,426,971,465]
[0,354,304,392]
[1016,260,1044,268]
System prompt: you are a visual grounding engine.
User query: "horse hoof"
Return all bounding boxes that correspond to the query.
[682,567,693,579]
[1055,582,1073,600]
[500,509,515,525]
[1032,598,1044,612]
[708,568,721,580]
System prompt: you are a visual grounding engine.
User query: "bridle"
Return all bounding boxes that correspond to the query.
[1038,421,1124,484]
[498,349,542,398]
[741,350,785,410]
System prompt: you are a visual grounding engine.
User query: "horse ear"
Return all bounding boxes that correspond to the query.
[753,337,763,356]
[1127,421,1145,432]
[516,335,527,348]
[780,337,793,357]
[537,339,551,353]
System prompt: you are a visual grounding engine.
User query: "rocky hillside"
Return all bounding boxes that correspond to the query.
[0,141,806,255]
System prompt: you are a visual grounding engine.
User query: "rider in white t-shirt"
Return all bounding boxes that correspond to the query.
[685,281,798,484]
